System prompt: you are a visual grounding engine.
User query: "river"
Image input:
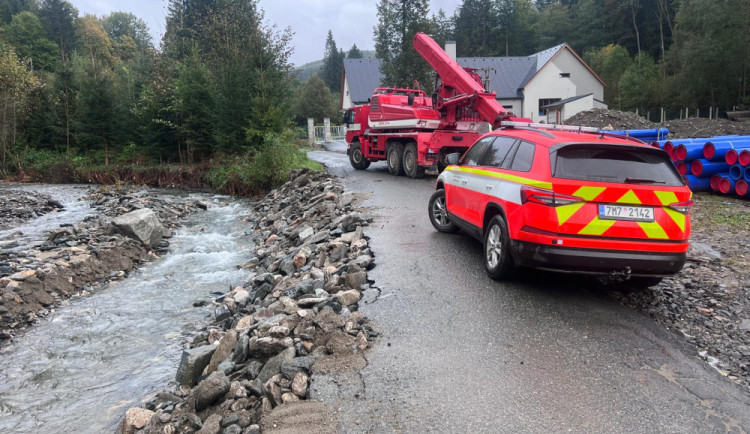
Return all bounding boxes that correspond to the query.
[0,185,254,433]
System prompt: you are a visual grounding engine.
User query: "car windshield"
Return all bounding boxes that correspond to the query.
[553,144,684,186]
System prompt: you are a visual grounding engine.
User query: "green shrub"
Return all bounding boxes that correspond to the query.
[206,133,321,195]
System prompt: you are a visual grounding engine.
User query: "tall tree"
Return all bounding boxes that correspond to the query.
[584,44,632,108]
[429,8,454,48]
[347,43,363,59]
[667,0,749,107]
[455,0,497,56]
[175,47,215,163]
[0,44,40,175]
[37,0,77,57]
[374,0,432,89]
[5,11,59,70]
[321,30,343,91]
[0,0,36,24]
[293,74,337,123]
[102,11,153,59]
[619,53,660,111]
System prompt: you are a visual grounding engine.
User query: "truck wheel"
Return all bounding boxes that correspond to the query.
[387,143,405,176]
[403,143,425,179]
[484,215,516,280]
[349,142,370,170]
[428,189,458,233]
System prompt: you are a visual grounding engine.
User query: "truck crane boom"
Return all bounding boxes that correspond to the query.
[412,32,530,128]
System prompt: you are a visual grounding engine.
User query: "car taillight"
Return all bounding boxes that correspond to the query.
[668,200,693,214]
[520,186,583,207]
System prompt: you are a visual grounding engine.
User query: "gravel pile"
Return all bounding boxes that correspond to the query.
[0,189,63,229]
[565,108,750,139]
[565,108,655,130]
[0,186,205,341]
[117,169,377,434]
[611,195,750,392]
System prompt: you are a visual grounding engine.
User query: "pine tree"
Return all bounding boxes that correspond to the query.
[322,30,344,91]
[347,43,363,59]
[374,0,433,90]
[175,47,215,163]
[455,0,497,56]
[38,0,78,57]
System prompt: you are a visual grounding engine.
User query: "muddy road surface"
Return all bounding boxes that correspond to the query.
[308,146,750,433]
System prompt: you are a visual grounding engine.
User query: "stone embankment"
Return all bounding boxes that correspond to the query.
[0,186,206,341]
[0,189,64,228]
[118,170,377,434]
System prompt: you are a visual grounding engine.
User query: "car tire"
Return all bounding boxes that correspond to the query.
[403,142,425,179]
[349,141,370,170]
[387,143,405,176]
[428,189,459,233]
[484,215,516,280]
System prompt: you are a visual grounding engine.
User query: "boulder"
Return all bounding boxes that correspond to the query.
[203,330,238,376]
[117,407,154,434]
[176,345,216,387]
[112,208,164,248]
[258,347,296,384]
[191,371,231,411]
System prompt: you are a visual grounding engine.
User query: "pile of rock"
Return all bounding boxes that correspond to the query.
[120,169,377,434]
[0,189,63,229]
[0,186,206,341]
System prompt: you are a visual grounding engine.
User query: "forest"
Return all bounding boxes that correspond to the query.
[0,0,748,188]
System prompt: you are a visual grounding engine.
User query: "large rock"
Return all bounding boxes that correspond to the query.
[176,345,216,386]
[203,330,238,376]
[112,208,164,248]
[117,407,154,434]
[191,371,231,411]
[258,347,296,384]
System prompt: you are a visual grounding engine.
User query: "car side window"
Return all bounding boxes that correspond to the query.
[479,136,517,167]
[460,137,495,166]
[509,141,535,172]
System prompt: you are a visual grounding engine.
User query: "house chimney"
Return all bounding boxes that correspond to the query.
[445,40,456,60]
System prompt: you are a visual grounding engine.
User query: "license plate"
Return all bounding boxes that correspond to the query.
[598,204,654,222]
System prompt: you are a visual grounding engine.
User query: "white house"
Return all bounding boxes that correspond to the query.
[341,42,607,124]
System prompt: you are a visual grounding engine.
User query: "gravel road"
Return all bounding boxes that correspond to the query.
[308,145,750,433]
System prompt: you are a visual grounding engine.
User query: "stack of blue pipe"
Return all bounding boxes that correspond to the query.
[650,135,750,196]
[606,128,670,142]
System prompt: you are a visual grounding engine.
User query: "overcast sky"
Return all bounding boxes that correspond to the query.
[68,0,460,67]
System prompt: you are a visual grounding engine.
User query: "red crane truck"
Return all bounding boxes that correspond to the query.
[343,32,531,178]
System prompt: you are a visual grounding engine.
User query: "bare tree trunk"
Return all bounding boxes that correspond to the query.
[630,0,641,56]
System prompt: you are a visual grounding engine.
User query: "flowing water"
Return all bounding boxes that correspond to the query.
[0,185,254,433]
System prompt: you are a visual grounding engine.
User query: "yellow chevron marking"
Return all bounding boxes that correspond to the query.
[572,186,605,201]
[556,203,585,226]
[655,191,679,206]
[616,190,642,204]
[664,208,686,232]
[638,221,669,239]
[445,166,553,189]
[578,216,616,235]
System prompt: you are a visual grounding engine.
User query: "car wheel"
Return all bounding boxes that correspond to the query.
[428,189,458,233]
[349,141,370,170]
[484,215,516,280]
[387,143,405,176]
[403,142,425,179]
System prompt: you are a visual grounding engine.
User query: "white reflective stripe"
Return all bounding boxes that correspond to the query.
[368,118,441,129]
[350,123,361,131]
[439,169,522,204]
[461,169,523,205]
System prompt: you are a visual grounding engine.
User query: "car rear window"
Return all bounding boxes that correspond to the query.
[553,145,685,186]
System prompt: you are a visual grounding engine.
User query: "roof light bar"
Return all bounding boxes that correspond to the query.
[500,121,600,133]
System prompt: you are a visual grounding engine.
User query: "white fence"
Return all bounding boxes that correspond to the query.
[310,118,346,143]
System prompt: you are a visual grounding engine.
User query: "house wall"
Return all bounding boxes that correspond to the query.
[497,99,522,116]
[563,94,595,121]
[341,76,353,109]
[522,48,604,123]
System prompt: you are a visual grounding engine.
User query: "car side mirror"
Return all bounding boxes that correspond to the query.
[446,153,460,165]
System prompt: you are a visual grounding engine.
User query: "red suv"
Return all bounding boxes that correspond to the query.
[428,126,692,287]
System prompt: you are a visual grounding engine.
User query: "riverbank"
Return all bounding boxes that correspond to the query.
[0,184,207,342]
[115,169,379,433]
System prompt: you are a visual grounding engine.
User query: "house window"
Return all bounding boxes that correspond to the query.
[538,98,561,116]
[502,105,514,110]
[559,72,570,78]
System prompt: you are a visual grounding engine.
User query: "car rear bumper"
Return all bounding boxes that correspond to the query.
[511,240,686,276]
